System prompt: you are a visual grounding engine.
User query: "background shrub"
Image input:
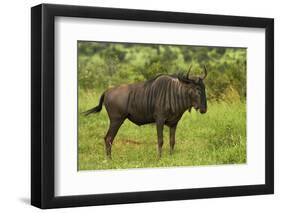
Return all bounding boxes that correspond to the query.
[78,41,246,103]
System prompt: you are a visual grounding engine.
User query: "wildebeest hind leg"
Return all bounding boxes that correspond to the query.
[104,120,123,159]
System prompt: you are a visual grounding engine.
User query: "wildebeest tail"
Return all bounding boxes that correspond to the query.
[82,93,105,116]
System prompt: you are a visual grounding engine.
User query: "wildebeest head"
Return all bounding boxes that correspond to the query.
[185,65,208,114]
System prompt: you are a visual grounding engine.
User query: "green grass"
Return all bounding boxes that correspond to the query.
[78,89,246,170]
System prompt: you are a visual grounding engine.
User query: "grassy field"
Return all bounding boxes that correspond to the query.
[78,89,246,171]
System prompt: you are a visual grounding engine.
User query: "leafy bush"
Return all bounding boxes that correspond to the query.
[78,42,246,103]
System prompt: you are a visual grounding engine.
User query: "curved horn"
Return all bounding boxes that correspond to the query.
[202,65,208,79]
[187,65,192,79]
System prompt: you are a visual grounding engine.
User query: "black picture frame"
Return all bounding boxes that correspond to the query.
[31,3,274,209]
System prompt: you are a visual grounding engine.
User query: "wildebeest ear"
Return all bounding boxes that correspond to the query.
[186,65,192,79]
[183,78,194,84]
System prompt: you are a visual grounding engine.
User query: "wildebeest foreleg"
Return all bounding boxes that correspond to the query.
[169,124,177,155]
[104,120,123,159]
[156,120,164,158]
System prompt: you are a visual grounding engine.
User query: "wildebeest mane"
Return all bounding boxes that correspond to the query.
[128,73,192,117]
[144,72,194,86]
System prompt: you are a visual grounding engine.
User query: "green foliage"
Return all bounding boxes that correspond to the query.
[78,89,246,170]
[78,41,246,102]
[77,42,247,170]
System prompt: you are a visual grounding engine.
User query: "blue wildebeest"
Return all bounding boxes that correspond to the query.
[83,66,207,159]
